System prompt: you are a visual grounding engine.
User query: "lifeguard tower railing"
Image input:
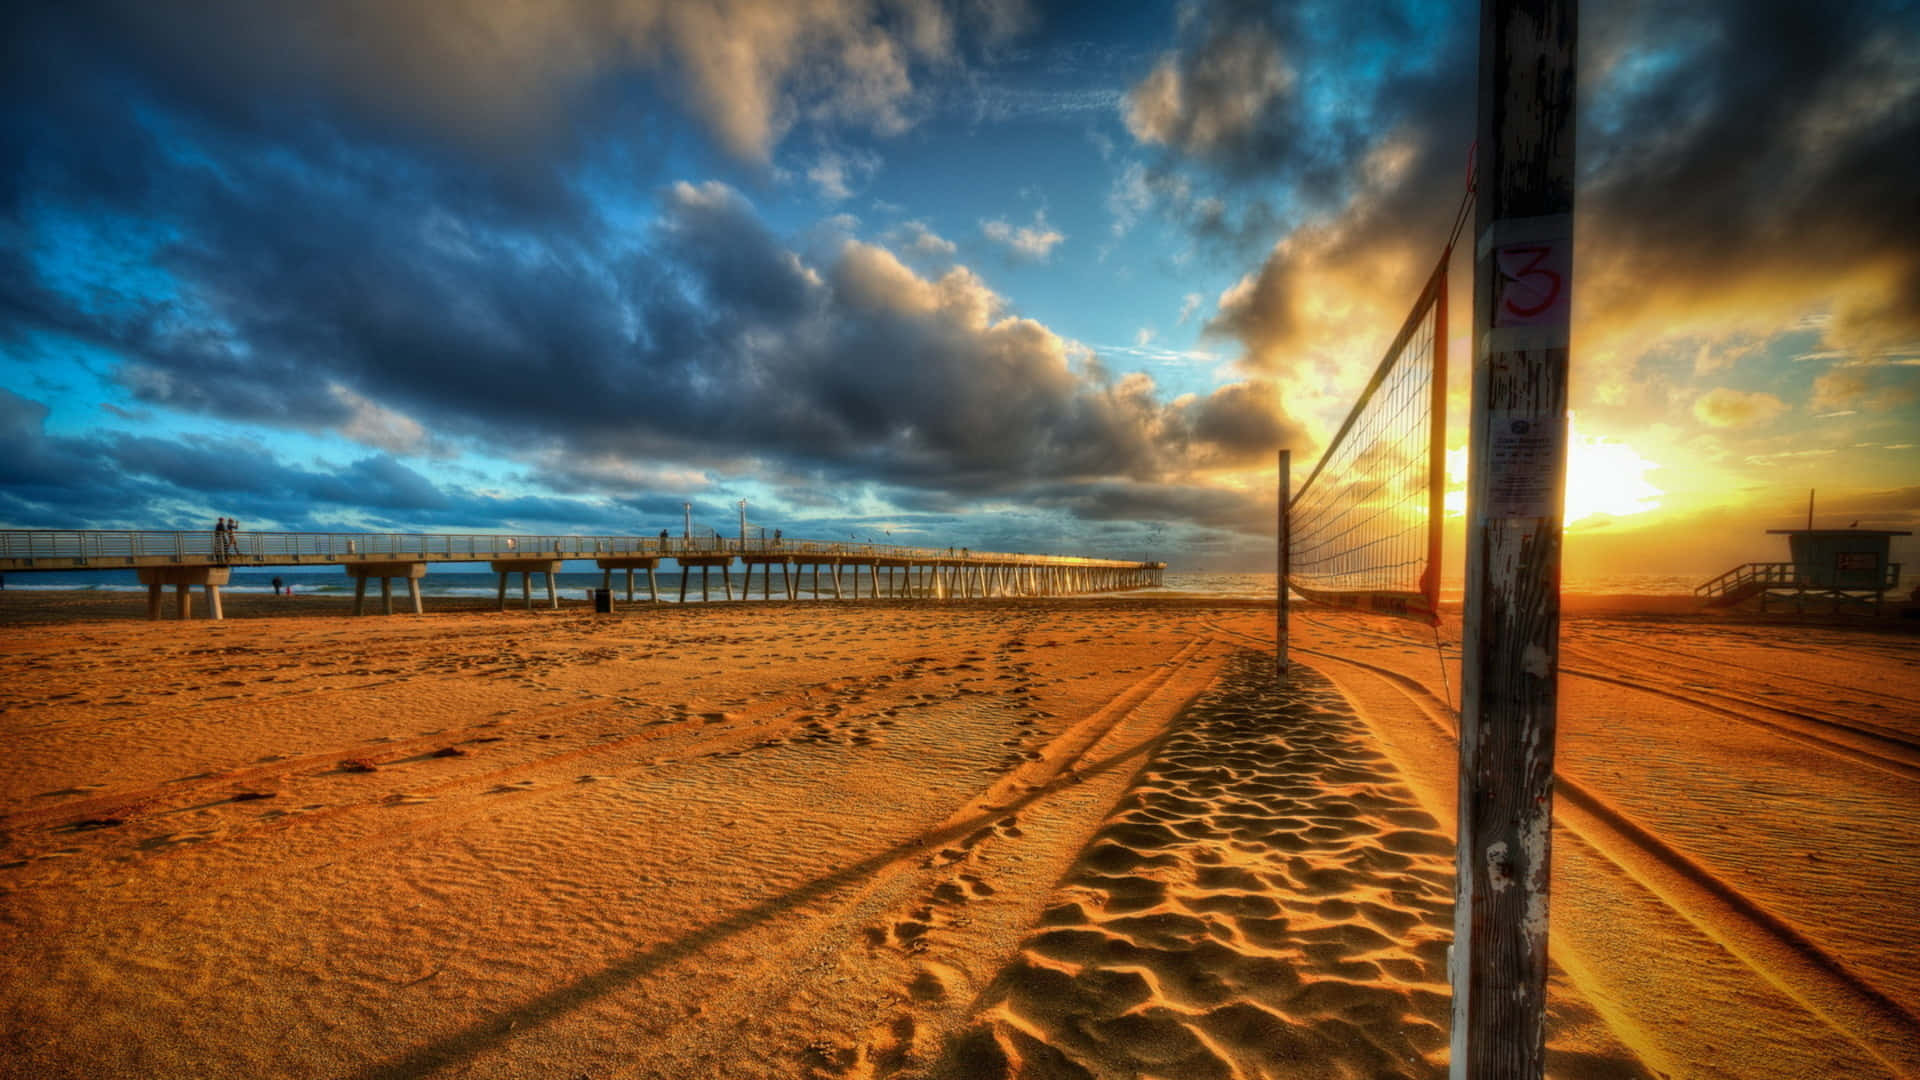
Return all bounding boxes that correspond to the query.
[1695,560,1902,609]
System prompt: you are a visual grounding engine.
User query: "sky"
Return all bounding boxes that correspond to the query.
[4,0,1917,580]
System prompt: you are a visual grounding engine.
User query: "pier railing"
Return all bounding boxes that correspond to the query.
[0,529,1162,572]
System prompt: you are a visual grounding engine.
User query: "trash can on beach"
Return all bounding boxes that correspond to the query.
[592,588,613,614]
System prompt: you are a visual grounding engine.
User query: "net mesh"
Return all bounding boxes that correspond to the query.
[1288,255,1448,621]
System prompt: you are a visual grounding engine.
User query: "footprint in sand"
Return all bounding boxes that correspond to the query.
[909,961,961,1002]
[936,653,1468,1080]
[890,918,931,951]
[934,873,997,906]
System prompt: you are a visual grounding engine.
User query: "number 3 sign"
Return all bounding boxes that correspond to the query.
[1494,241,1570,327]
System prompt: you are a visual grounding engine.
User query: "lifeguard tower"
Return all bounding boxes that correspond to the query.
[1696,527,1909,612]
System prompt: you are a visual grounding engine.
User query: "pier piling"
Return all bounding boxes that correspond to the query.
[7,531,1166,618]
[136,565,230,621]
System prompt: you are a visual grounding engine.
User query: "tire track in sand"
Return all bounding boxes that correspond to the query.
[588,636,1226,1080]
[330,635,1227,1080]
[1558,662,1920,781]
[0,666,936,889]
[1561,629,1919,719]
[1279,636,1920,1079]
[1292,609,1920,764]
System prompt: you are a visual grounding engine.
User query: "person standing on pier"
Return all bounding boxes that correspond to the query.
[213,517,228,564]
[226,518,241,559]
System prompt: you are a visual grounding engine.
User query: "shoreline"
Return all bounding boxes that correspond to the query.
[4,586,1914,630]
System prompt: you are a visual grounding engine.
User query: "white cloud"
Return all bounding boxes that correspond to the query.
[981,211,1065,260]
[330,383,428,455]
[892,219,957,258]
[806,148,880,201]
[1107,162,1153,236]
[1177,292,1204,325]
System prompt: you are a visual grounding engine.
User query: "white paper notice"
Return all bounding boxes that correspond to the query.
[1484,411,1562,519]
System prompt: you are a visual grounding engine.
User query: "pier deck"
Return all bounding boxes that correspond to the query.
[1,530,1165,620]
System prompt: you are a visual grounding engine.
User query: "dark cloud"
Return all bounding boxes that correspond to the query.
[141,168,1289,502]
[1150,0,1919,375]
[1187,381,1297,464]
[0,388,648,534]
[0,390,117,500]
[1579,0,1920,353]
[1028,478,1276,537]
[1,4,1309,555]
[8,0,1019,170]
[1123,0,1451,190]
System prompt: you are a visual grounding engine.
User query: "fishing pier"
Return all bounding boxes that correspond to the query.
[0,530,1165,620]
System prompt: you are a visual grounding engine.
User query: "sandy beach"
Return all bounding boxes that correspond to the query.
[1,592,1915,1079]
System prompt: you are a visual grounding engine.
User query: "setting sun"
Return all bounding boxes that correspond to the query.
[1564,423,1665,524]
[1443,418,1663,524]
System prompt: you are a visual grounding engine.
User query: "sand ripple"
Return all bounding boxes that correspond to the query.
[932,652,1460,1079]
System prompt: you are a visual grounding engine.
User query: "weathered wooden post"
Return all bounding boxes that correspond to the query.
[1453,1,1577,1077]
[1277,449,1290,677]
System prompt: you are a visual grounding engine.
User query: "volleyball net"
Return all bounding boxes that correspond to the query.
[1286,251,1449,623]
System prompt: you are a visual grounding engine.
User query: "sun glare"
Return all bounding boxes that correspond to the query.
[1442,420,1664,524]
[1564,428,1665,523]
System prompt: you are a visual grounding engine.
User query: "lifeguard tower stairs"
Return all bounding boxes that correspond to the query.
[1696,528,1909,612]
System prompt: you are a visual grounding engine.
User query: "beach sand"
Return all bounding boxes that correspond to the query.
[1,591,1915,1078]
